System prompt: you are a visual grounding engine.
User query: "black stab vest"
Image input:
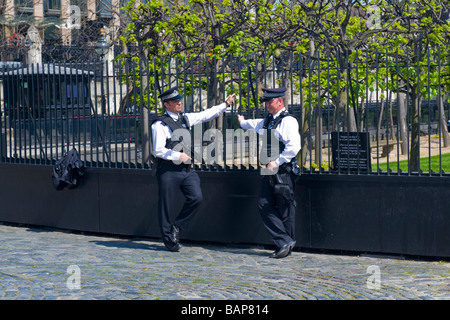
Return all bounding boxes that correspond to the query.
[153,113,191,152]
[260,110,293,164]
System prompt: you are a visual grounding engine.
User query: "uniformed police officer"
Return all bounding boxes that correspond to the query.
[237,87,301,259]
[152,86,236,252]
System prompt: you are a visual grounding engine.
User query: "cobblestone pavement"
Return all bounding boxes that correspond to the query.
[0,223,449,302]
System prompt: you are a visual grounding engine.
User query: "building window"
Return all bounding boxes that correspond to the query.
[97,0,112,18]
[45,0,61,12]
[15,0,34,14]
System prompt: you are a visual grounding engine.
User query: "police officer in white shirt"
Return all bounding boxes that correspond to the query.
[152,86,236,252]
[238,87,301,258]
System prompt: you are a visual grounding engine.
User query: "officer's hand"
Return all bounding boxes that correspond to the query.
[179,152,192,163]
[266,161,279,171]
[227,93,236,105]
[237,114,245,123]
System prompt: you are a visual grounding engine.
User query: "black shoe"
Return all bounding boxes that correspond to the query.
[269,244,290,259]
[164,240,181,252]
[287,240,296,256]
[269,240,296,259]
[288,240,296,252]
[170,225,180,244]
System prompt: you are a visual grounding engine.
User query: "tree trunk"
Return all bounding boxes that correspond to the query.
[140,55,151,167]
[300,114,310,168]
[398,93,408,155]
[388,91,395,141]
[409,89,422,172]
[315,106,322,167]
[216,80,225,132]
[347,99,357,132]
[207,59,218,129]
[377,97,385,140]
[438,94,449,148]
[335,82,357,132]
[359,99,366,132]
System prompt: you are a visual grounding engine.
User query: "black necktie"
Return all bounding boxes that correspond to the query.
[266,114,274,158]
[176,114,183,125]
[267,114,274,129]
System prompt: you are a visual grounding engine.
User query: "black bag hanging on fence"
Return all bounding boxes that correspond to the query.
[52,148,85,191]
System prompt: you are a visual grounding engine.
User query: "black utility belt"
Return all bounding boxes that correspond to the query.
[159,159,192,170]
[278,162,292,173]
[260,162,292,174]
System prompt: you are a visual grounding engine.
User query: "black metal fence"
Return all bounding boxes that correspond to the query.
[2,48,450,176]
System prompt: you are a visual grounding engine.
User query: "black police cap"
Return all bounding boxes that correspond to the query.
[261,87,287,102]
[158,86,183,102]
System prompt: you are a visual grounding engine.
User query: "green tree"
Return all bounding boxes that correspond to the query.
[118,0,450,172]
[289,0,450,171]
[373,0,450,172]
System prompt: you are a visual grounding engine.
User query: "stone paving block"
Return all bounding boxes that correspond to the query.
[0,223,448,302]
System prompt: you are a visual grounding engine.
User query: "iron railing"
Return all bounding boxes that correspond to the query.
[1,48,450,176]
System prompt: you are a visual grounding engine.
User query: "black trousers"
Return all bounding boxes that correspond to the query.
[257,171,296,248]
[156,163,203,243]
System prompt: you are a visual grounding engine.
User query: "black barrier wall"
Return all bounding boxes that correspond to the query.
[0,163,449,258]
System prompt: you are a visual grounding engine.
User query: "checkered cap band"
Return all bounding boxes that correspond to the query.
[163,90,180,101]
[263,92,283,99]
